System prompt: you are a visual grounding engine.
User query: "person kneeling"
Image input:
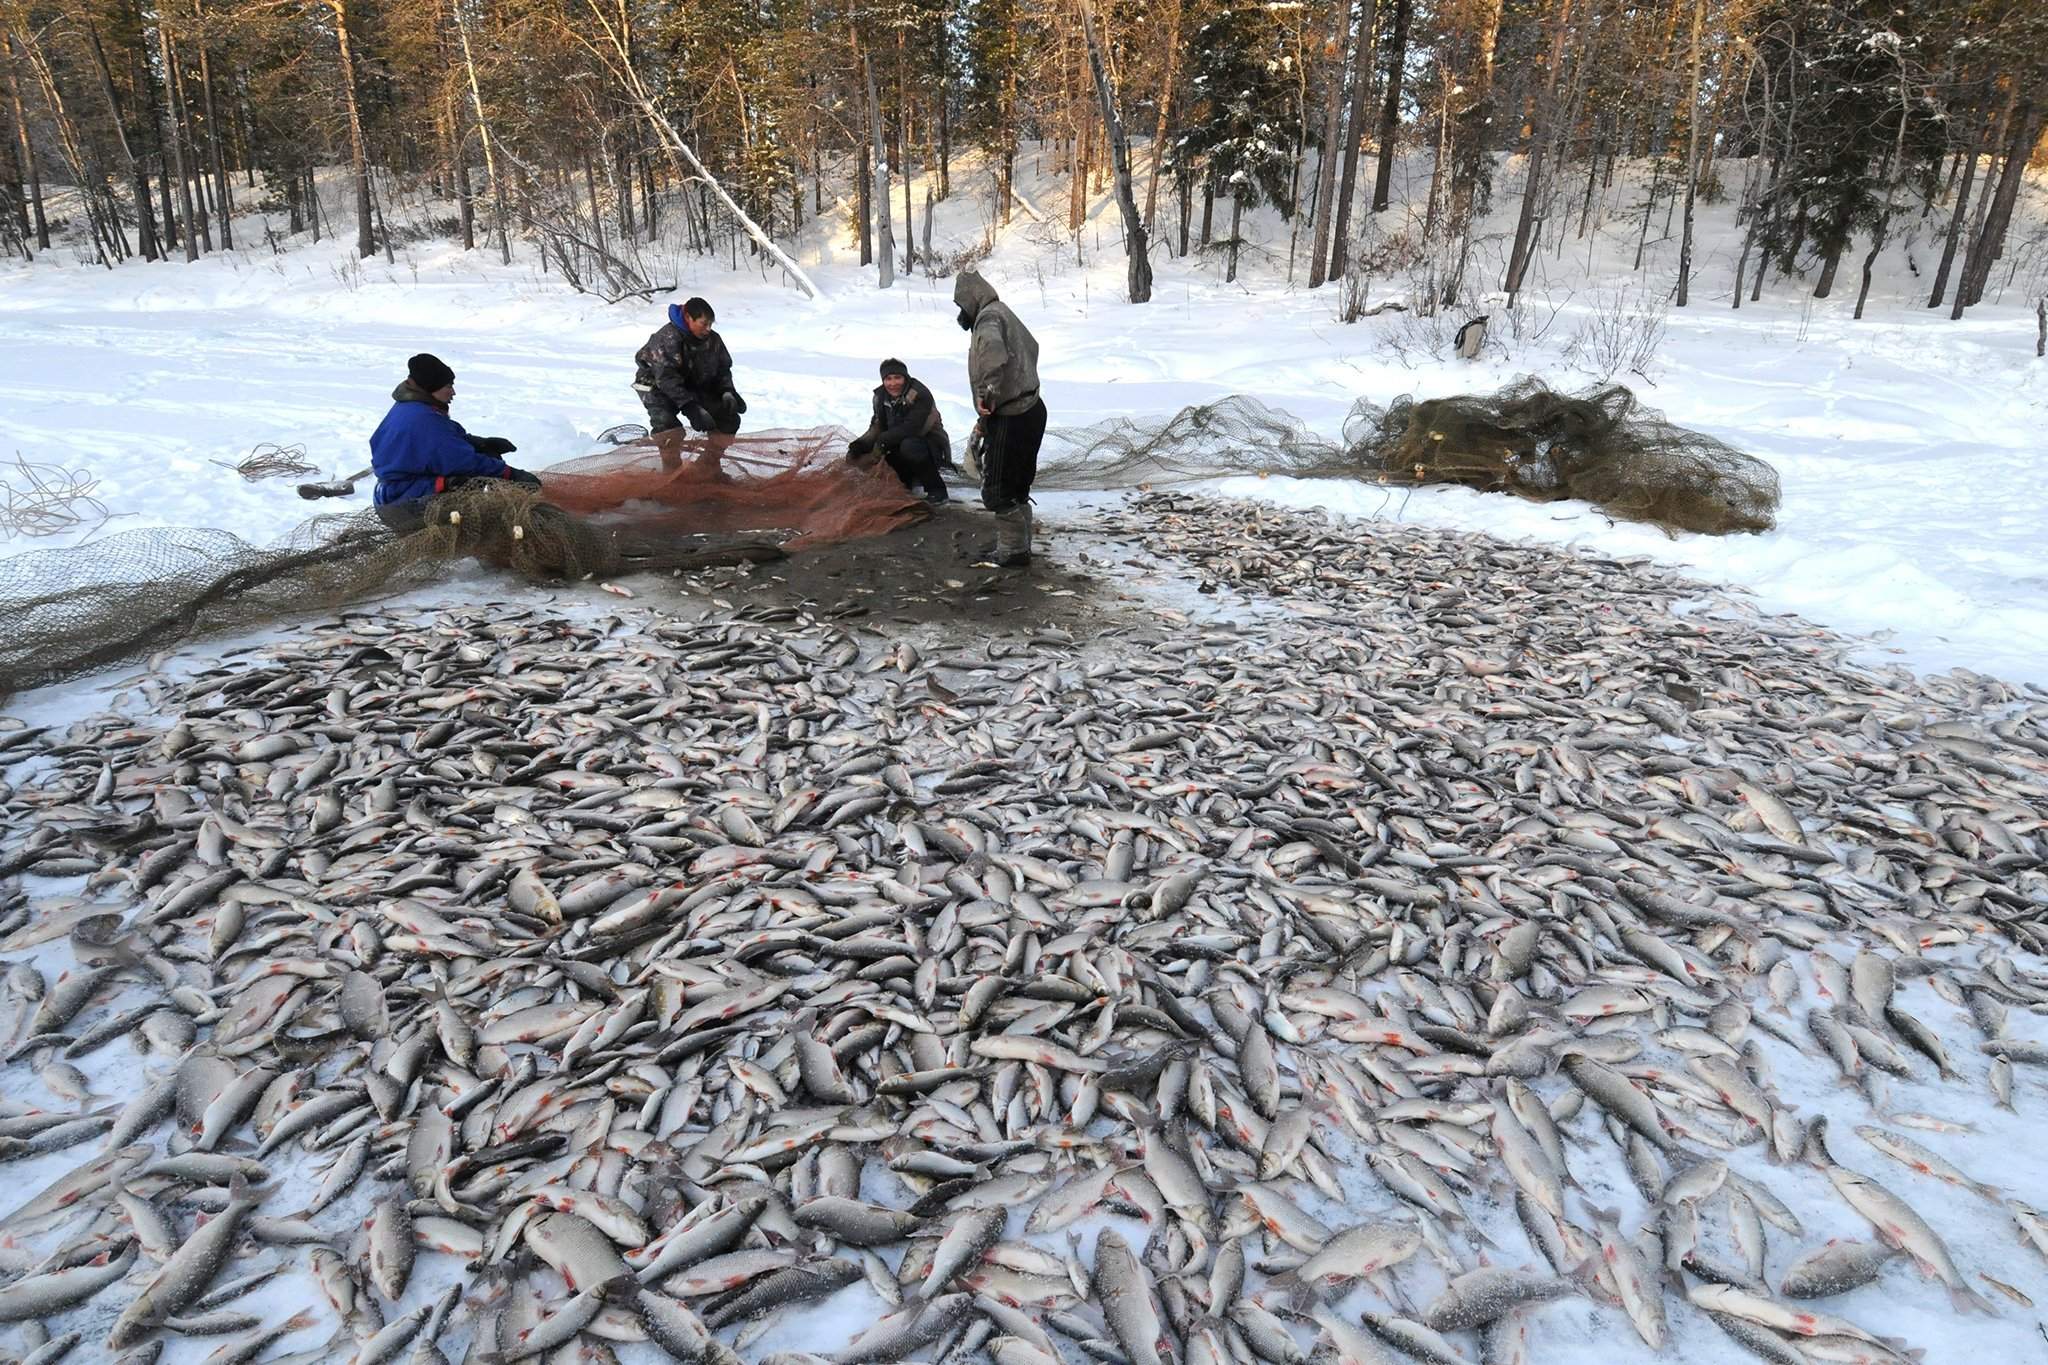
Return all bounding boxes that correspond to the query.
[846,358,950,505]
[370,352,540,533]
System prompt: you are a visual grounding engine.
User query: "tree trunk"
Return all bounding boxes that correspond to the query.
[1177,172,1190,256]
[1813,244,1840,299]
[328,0,374,258]
[1328,0,1379,280]
[1445,0,1502,242]
[4,36,47,252]
[936,17,951,199]
[192,2,232,250]
[1928,116,1981,309]
[857,138,871,264]
[582,150,605,265]
[1079,0,1150,303]
[1142,0,1182,235]
[140,41,179,252]
[451,94,474,250]
[1644,0,1684,158]
[1576,120,1601,238]
[1226,196,1243,282]
[1067,41,1089,235]
[1503,0,1574,305]
[165,40,210,254]
[1631,158,1658,271]
[1853,208,1889,320]
[83,19,158,261]
[865,53,893,288]
[453,0,509,264]
[20,27,121,263]
[1305,1,1352,289]
[900,54,914,274]
[1955,101,2040,314]
[1370,0,1410,214]
[1673,0,1704,306]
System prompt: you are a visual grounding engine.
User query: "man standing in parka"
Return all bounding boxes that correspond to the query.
[847,358,951,504]
[369,352,539,533]
[633,296,748,436]
[953,270,1045,567]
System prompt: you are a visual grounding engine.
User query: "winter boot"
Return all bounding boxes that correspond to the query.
[993,502,1032,567]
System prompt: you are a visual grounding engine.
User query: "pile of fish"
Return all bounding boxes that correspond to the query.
[0,488,2044,1365]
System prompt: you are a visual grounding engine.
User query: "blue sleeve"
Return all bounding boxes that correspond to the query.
[432,417,509,479]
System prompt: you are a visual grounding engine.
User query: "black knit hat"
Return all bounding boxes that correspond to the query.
[407,353,455,391]
[878,357,908,379]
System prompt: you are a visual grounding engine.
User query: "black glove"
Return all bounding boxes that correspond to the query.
[505,468,543,489]
[721,391,746,416]
[471,435,518,456]
[681,403,713,434]
[847,437,874,457]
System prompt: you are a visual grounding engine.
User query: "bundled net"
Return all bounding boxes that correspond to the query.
[1343,379,1780,535]
[1038,377,1779,536]
[0,430,922,696]
[542,426,927,548]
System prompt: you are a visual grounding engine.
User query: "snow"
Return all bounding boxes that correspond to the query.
[0,147,2045,1362]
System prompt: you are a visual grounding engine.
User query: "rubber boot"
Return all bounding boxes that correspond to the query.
[994,502,1032,567]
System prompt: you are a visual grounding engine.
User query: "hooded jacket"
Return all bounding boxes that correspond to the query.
[857,372,948,450]
[369,379,510,506]
[953,272,1041,419]
[635,305,738,410]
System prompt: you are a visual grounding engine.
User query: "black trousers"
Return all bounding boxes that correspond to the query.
[882,434,948,498]
[640,391,742,436]
[980,398,1046,513]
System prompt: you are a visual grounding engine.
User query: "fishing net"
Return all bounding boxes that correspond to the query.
[1037,377,1779,536]
[0,385,1774,697]
[0,430,925,697]
[542,425,928,547]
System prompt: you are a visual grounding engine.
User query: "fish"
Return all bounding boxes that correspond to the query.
[1824,1165,1997,1314]
[1780,1239,1901,1298]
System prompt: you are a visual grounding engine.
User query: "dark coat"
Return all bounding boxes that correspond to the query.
[370,380,510,506]
[858,374,947,450]
[635,305,738,410]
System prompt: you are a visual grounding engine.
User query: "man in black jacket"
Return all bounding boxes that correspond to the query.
[633,297,747,435]
[847,358,950,504]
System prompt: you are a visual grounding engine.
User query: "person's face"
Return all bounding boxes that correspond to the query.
[685,313,713,339]
[883,374,907,398]
[434,383,455,403]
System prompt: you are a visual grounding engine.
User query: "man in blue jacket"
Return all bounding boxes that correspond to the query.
[370,353,538,531]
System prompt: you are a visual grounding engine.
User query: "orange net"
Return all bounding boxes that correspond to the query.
[539,425,929,549]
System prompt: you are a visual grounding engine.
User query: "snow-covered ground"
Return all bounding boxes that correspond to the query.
[2,150,2045,693]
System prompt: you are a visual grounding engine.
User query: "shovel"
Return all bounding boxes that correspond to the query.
[297,466,372,500]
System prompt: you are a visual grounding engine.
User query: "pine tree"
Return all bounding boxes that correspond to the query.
[1175,0,1294,281]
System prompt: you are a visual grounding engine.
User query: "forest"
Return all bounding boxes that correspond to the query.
[1,0,2043,323]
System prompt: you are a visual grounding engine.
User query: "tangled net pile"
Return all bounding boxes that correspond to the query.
[1038,377,1780,536]
[212,442,321,481]
[0,430,924,696]
[0,457,116,540]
